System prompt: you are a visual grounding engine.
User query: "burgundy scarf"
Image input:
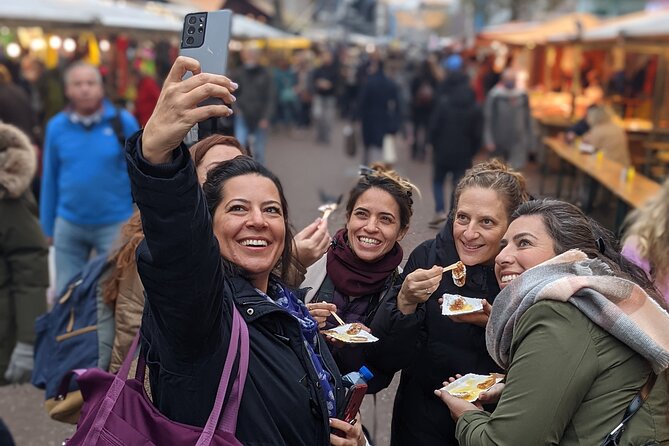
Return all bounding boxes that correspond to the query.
[326,228,403,296]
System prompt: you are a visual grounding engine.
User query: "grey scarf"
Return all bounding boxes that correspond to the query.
[487,250,669,373]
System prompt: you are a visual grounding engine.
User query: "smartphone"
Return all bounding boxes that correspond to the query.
[340,383,367,423]
[179,10,233,79]
[179,10,233,142]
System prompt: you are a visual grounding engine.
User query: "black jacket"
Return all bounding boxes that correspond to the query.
[126,132,344,445]
[429,74,483,172]
[309,271,400,393]
[368,218,502,446]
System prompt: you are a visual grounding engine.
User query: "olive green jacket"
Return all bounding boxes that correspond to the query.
[457,300,669,445]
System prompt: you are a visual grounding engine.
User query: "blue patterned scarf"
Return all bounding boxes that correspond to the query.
[262,283,337,417]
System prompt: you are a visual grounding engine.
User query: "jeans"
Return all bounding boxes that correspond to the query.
[433,168,466,213]
[234,114,268,165]
[313,95,336,143]
[53,217,123,295]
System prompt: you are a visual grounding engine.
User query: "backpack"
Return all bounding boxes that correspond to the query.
[414,81,435,107]
[31,254,114,423]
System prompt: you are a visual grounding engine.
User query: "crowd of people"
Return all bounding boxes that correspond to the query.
[1,45,669,446]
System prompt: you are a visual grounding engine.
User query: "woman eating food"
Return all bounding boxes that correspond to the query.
[436,199,669,445]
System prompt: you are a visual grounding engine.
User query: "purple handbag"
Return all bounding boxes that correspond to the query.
[60,304,249,445]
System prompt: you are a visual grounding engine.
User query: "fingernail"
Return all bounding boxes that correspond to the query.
[314,217,321,223]
[231,82,239,89]
[231,95,237,102]
[328,418,334,425]
[434,389,441,396]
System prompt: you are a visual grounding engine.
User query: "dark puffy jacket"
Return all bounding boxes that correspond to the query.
[368,218,502,446]
[126,132,344,445]
[429,73,483,172]
[309,270,400,393]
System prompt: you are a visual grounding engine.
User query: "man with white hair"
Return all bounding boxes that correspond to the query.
[40,62,139,294]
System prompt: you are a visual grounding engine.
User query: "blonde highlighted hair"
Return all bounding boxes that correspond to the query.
[622,177,669,286]
[454,159,529,220]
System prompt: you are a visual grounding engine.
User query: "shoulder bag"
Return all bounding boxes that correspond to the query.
[601,372,657,446]
[60,303,249,445]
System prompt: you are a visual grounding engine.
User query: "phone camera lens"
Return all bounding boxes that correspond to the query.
[186,37,195,45]
[187,26,195,34]
[188,16,196,25]
[198,28,203,33]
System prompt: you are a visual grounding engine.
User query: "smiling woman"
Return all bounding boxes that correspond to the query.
[437,199,669,445]
[301,164,417,389]
[366,159,529,446]
[111,56,366,446]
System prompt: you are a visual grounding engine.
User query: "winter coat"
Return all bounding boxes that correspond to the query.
[0,122,48,378]
[126,132,345,445]
[0,83,36,140]
[107,262,144,374]
[302,255,399,392]
[429,77,483,172]
[483,85,533,169]
[231,65,275,131]
[368,218,502,446]
[456,300,669,445]
[359,70,400,148]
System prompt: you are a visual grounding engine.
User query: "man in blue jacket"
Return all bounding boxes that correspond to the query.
[40,62,139,294]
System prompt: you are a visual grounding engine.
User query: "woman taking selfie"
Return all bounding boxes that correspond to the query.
[368,160,529,445]
[303,164,416,386]
[437,199,669,445]
[124,56,364,445]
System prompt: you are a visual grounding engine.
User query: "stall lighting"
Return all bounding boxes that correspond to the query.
[49,35,62,49]
[229,40,242,51]
[6,42,21,58]
[365,43,376,53]
[30,38,46,51]
[63,37,76,52]
[99,39,111,52]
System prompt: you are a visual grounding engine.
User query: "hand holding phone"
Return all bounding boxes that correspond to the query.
[141,56,236,163]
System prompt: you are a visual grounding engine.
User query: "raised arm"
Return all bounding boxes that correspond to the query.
[126,57,237,356]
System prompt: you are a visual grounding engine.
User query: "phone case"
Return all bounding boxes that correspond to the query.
[342,383,367,423]
[179,10,232,78]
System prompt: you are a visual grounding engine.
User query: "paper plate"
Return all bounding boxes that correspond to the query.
[441,294,484,316]
[321,323,379,343]
[440,373,503,402]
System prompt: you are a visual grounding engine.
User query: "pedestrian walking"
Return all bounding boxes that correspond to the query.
[409,57,439,161]
[312,50,339,144]
[358,59,400,166]
[483,69,533,169]
[39,62,139,295]
[428,55,483,228]
[231,47,275,165]
[0,122,48,386]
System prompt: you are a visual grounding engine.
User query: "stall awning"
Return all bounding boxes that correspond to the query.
[479,12,600,46]
[0,0,291,38]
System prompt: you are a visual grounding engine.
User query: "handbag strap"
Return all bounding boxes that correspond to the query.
[81,302,249,446]
[196,303,249,445]
[601,372,657,445]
